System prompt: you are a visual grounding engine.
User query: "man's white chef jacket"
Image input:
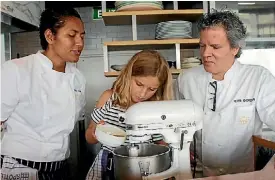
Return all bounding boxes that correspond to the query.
[178,60,275,175]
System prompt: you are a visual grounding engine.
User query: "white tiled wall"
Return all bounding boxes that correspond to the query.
[11,31,41,58]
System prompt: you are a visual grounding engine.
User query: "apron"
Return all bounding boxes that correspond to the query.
[86,149,114,180]
[1,156,38,180]
[1,155,71,180]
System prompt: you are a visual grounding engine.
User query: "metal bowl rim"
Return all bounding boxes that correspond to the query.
[113,144,171,158]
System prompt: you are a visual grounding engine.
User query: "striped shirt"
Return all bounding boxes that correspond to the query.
[91,94,163,151]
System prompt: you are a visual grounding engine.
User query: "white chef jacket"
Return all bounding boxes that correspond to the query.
[178,60,275,176]
[1,51,86,162]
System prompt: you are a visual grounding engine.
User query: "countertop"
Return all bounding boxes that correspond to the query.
[194,154,275,180]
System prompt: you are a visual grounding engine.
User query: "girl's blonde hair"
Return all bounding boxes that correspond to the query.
[112,50,174,109]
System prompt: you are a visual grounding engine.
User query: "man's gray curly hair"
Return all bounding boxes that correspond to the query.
[197,10,247,58]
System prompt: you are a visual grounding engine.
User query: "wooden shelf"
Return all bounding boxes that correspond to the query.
[102,9,204,25]
[104,69,184,77]
[104,38,200,50]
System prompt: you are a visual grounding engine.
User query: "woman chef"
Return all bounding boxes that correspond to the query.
[1,7,86,180]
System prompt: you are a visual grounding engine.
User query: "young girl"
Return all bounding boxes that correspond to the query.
[85,50,174,179]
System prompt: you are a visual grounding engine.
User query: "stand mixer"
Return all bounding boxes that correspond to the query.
[118,100,203,180]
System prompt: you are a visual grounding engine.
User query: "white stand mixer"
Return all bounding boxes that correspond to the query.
[119,100,203,180]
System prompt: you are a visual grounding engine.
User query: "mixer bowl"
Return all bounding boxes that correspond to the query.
[113,144,171,180]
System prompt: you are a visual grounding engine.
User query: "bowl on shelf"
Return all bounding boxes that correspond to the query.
[180,57,202,69]
[181,57,201,63]
[111,64,126,71]
[95,124,127,147]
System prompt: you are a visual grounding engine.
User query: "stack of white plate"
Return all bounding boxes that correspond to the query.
[115,1,163,12]
[181,57,201,69]
[155,21,192,40]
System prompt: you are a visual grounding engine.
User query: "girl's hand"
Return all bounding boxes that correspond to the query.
[92,120,106,140]
[85,120,106,144]
[98,120,105,125]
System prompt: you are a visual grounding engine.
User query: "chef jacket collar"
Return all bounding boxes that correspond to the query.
[36,51,74,74]
[206,60,241,87]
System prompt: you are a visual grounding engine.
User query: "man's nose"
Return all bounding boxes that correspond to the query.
[202,46,213,57]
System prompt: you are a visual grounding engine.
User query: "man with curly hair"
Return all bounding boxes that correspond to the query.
[178,10,275,177]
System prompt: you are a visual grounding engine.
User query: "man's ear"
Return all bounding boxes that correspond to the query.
[44,29,55,45]
[232,47,239,57]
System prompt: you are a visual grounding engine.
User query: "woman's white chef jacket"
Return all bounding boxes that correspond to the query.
[1,51,86,162]
[177,60,275,176]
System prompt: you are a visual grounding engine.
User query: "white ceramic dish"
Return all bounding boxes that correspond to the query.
[95,124,126,147]
[182,57,201,63]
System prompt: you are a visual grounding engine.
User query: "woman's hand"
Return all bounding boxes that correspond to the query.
[85,120,105,144]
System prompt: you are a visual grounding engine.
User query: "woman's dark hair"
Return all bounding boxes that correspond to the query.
[39,8,82,50]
